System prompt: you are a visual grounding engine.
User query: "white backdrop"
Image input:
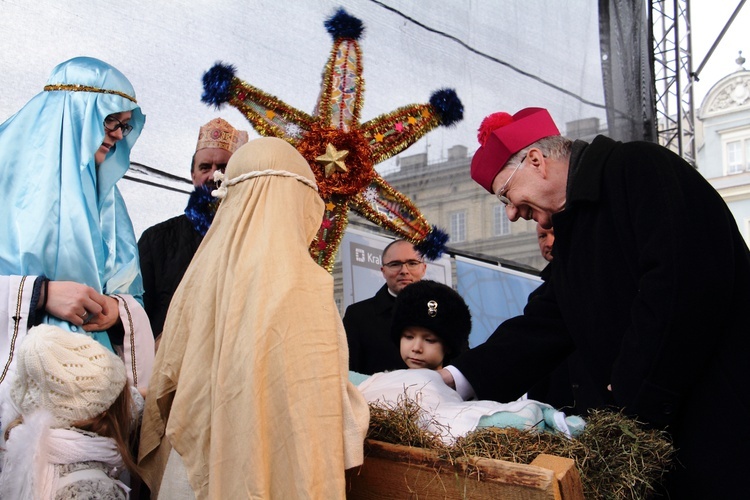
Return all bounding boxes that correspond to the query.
[1,0,746,236]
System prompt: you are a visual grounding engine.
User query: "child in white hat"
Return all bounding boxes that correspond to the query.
[0,325,134,499]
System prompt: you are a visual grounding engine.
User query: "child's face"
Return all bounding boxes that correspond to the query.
[400,326,446,370]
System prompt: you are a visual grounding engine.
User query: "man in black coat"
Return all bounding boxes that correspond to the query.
[344,239,426,374]
[527,224,583,414]
[138,118,247,338]
[439,107,750,497]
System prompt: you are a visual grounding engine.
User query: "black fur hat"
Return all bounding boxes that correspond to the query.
[390,280,472,364]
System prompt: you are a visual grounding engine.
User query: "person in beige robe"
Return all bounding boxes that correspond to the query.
[138,137,369,499]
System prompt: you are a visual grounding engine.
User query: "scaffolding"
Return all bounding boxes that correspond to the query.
[651,0,696,165]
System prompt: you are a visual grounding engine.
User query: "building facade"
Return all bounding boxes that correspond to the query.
[696,57,750,246]
[335,61,750,314]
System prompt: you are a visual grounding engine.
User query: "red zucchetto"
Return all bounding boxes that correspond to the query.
[470,107,560,193]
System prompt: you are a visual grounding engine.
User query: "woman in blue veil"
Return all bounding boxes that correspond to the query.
[0,57,154,393]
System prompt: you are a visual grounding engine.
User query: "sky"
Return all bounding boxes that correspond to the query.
[690,1,748,108]
[0,0,747,236]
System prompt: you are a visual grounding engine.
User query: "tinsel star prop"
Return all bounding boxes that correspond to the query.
[201,8,461,272]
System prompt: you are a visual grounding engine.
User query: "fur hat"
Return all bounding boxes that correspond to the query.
[10,325,127,427]
[196,117,249,153]
[390,280,472,363]
[470,107,560,193]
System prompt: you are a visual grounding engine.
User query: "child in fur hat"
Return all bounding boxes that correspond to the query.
[390,280,471,370]
[0,325,136,499]
[357,281,585,444]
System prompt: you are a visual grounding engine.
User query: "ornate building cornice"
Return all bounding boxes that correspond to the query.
[700,70,750,118]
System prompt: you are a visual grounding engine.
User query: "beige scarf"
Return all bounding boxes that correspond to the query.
[138,137,368,499]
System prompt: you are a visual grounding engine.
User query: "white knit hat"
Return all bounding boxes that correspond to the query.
[10,325,127,427]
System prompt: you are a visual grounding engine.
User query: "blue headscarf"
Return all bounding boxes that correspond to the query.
[0,57,146,343]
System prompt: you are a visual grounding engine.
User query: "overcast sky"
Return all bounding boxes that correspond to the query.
[1,0,746,236]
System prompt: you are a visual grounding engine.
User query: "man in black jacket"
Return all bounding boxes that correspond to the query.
[344,239,426,374]
[439,107,750,497]
[138,118,247,339]
[526,223,596,416]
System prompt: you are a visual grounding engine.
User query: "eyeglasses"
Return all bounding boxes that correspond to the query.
[103,116,133,137]
[495,155,526,206]
[383,260,424,271]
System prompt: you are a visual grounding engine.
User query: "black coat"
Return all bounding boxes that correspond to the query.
[343,284,407,375]
[138,214,203,336]
[525,264,595,416]
[453,136,750,496]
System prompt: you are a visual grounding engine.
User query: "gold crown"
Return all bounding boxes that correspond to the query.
[196,118,249,153]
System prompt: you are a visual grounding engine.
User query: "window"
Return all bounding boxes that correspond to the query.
[723,132,750,175]
[493,205,511,236]
[335,296,343,315]
[450,211,466,243]
[726,140,745,174]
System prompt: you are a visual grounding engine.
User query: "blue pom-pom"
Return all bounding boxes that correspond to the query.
[430,89,464,127]
[201,62,237,108]
[324,8,364,41]
[184,186,220,236]
[416,226,450,260]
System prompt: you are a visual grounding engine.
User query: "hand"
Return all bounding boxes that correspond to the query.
[45,281,106,327]
[82,295,121,332]
[438,368,456,389]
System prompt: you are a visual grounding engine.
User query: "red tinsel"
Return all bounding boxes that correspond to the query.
[296,123,375,199]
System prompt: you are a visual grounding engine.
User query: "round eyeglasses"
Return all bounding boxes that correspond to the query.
[104,116,133,137]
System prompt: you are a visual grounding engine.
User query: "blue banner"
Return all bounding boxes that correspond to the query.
[455,257,542,347]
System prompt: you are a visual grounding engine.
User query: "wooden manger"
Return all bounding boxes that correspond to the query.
[346,439,584,500]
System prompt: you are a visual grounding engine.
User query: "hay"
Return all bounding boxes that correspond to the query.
[573,409,676,498]
[366,399,676,499]
[366,393,447,452]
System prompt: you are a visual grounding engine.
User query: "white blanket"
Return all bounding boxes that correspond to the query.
[358,369,585,444]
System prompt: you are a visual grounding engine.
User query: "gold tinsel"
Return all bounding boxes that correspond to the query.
[43,84,137,103]
[296,124,375,199]
[349,178,432,238]
[317,38,365,130]
[310,197,349,272]
[229,77,315,141]
[363,104,441,164]
[209,11,457,273]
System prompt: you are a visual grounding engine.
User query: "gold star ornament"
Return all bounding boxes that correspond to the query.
[201,8,461,271]
[316,143,349,178]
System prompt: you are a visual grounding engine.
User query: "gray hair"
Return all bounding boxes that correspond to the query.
[507,135,573,165]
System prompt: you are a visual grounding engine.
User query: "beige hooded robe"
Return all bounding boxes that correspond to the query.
[138,137,369,499]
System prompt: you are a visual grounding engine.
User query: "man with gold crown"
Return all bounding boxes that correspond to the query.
[138,118,248,340]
